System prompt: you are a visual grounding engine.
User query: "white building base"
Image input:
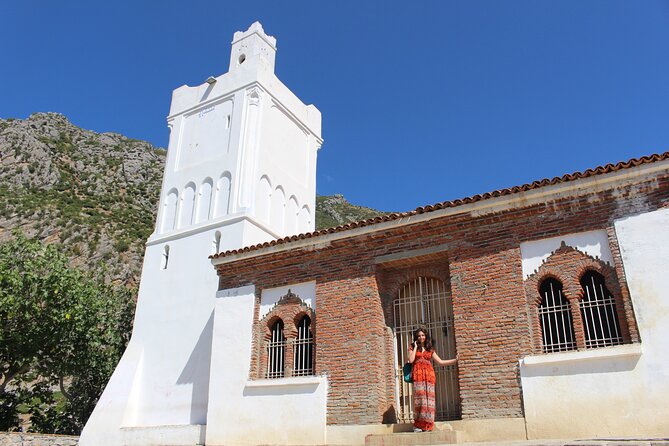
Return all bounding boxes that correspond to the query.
[121,425,206,446]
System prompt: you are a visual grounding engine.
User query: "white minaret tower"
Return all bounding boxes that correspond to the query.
[80,22,323,446]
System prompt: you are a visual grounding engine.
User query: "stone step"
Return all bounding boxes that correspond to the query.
[365,429,458,446]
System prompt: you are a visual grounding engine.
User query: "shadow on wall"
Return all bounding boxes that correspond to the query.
[383,405,398,424]
[177,311,214,424]
[201,81,216,102]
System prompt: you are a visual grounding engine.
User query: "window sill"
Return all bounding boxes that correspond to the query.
[245,375,326,388]
[521,343,642,367]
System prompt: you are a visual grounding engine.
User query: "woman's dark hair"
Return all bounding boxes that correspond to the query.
[413,327,433,351]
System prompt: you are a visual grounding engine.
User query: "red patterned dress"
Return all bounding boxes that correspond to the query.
[412,349,436,431]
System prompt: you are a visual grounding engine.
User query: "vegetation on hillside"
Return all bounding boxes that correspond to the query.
[316,194,388,229]
[0,113,165,287]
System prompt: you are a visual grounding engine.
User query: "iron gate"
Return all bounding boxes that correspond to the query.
[393,277,460,422]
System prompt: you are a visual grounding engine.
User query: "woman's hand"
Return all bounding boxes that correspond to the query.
[408,340,417,363]
[432,351,458,367]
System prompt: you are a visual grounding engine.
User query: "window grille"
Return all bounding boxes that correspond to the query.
[580,271,623,348]
[266,320,286,379]
[539,278,576,353]
[293,315,314,376]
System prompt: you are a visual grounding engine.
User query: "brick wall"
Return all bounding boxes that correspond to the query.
[216,170,669,425]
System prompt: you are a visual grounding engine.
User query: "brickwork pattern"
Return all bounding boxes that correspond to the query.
[216,172,669,425]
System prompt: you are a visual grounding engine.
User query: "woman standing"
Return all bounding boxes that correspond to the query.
[407,327,458,432]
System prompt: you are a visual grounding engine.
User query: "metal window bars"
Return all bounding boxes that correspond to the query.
[580,271,623,348]
[293,316,314,376]
[393,277,461,422]
[538,278,577,353]
[266,320,286,379]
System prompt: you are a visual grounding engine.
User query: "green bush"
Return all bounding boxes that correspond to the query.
[0,232,135,434]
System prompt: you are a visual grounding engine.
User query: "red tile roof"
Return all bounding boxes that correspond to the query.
[211,151,669,260]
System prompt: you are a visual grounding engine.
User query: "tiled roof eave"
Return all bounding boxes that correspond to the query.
[211,151,669,264]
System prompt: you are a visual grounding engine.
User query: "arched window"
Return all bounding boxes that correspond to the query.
[580,271,623,348]
[539,278,576,353]
[293,315,314,377]
[266,319,286,379]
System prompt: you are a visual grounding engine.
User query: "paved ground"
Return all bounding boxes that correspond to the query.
[441,440,669,446]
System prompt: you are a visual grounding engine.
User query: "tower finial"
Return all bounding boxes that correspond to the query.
[229,22,277,73]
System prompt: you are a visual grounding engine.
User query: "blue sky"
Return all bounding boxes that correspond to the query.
[2,1,668,212]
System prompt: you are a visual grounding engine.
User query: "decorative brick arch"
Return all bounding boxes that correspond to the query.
[525,241,631,352]
[377,264,452,329]
[255,289,315,378]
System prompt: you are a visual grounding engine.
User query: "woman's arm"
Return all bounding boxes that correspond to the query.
[407,341,417,363]
[432,351,458,367]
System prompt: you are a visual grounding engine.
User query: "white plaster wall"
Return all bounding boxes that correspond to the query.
[176,98,233,171]
[79,340,143,446]
[81,222,256,446]
[206,286,328,446]
[520,207,669,439]
[260,281,316,320]
[256,98,319,235]
[520,229,613,279]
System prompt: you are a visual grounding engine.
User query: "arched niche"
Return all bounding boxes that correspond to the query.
[178,183,196,228]
[161,188,179,233]
[271,186,286,234]
[213,172,232,218]
[196,178,214,223]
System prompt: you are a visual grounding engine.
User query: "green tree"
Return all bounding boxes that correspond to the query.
[0,232,135,433]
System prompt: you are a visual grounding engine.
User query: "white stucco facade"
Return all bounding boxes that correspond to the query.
[80,22,324,446]
[520,207,669,439]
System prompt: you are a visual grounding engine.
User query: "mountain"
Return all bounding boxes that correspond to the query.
[315,194,389,229]
[0,113,165,287]
[0,113,387,287]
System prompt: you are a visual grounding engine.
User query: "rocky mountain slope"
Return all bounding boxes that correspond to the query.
[0,113,165,287]
[315,194,388,229]
[0,113,386,287]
